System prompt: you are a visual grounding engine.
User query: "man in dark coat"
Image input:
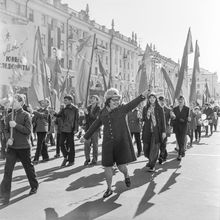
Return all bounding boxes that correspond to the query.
[83,88,149,198]
[0,94,38,205]
[84,95,101,165]
[55,95,79,167]
[172,96,190,161]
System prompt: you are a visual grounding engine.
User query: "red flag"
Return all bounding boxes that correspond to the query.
[29,27,50,105]
[98,56,107,91]
[189,40,200,105]
[173,28,193,102]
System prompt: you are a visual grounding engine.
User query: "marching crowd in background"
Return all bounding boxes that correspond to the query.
[0,88,219,203]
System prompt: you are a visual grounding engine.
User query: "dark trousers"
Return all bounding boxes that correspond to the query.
[195,125,201,140]
[0,133,6,159]
[60,132,75,163]
[131,132,142,154]
[46,133,55,146]
[159,137,168,160]
[34,132,49,161]
[143,133,160,168]
[84,131,99,162]
[56,133,61,155]
[0,148,38,200]
[175,129,187,156]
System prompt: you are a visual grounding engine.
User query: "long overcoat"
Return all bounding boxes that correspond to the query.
[142,104,166,144]
[84,95,145,166]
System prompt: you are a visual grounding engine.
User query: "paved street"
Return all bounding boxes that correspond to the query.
[0,130,220,220]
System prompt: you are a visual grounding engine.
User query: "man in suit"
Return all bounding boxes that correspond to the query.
[203,103,214,136]
[172,96,191,161]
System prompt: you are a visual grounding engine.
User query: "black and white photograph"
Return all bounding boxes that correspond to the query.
[0,0,220,219]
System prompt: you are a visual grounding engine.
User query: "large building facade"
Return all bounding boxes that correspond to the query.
[0,0,143,101]
[188,68,220,104]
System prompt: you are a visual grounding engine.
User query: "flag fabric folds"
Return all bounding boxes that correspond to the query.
[29,27,50,106]
[161,67,175,100]
[98,56,108,92]
[173,28,193,102]
[189,40,200,105]
[75,35,95,104]
[135,44,152,95]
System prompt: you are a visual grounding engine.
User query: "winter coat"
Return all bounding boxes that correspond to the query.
[5,108,32,149]
[172,105,189,134]
[142,104,166,144]
[127,109,142,133]
[84,95,146,165]
[55,104,79,133]
[33,108,50,132]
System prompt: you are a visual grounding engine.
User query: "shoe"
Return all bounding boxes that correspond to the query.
[158,158,163,164]
[84,160,90,166]
[32,160,39,165]
[125,177,131,187]
[146,162,150,167]
[90,161,97,165]
[29,187,38,195]
[42,158,49,162]
[61,158,68,167]
[103,189,113,198]
[137,152,141,157]
[0,197,9,205]
[67,162,74,166]
[54,154,60,158]
[177,155,182,161]
[148,167,155,172]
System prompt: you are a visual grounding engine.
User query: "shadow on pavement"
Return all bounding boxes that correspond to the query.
[66,172,105,191]
[45,195,121,220]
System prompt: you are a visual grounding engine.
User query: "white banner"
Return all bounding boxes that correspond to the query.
[0,23,35,87]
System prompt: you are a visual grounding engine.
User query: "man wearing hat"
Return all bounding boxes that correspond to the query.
[83,95,101,165]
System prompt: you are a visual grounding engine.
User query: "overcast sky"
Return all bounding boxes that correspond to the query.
[63,0,220,80]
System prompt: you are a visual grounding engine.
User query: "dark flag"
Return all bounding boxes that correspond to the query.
[135,44,152,94]
[189,40,200,105]
[98,56,108,91]
[173,28,193,102]
[161,67,175,100]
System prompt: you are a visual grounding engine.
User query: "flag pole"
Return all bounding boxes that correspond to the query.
[85,34,96,107]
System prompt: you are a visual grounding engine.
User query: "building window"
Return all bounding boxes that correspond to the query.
[60,40,64,50]
[42,14,47,26]
[106,56,108,65]
[61,23,65,33]
[106,42,108,50]
[15,2,20,15]
[69,43,72,53]
[95,67,98,75]
[197,84,200,89]
[68,60,72,70]
[41,34,46,46]
[127,62,129,69]
[60,58,64,68]
[120,59,122,68]
[51,19,55,30]
[28,8,34,22]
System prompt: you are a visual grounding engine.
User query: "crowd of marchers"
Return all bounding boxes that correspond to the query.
[0,88,219,203]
